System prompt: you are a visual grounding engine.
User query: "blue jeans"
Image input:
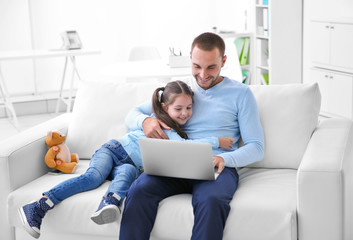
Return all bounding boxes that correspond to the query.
[44,139,141,205]
[119,168,239,240]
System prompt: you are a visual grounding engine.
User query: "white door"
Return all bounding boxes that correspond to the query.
[328,72,353,118]
[311,21,330,65]
[330,23,353,70]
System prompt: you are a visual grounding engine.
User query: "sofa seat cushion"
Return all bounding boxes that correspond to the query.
[8,162,297,240]
[8,160,120,238]
[225,168,297,240]
[151,168,297,240]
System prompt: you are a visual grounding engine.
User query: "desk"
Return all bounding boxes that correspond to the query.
[100,59,192,81]
[0,49,100,121]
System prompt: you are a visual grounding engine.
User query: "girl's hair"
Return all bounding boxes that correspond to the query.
[152,80,194,139]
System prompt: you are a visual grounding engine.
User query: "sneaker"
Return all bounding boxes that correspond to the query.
[91,192,121,225]
[18,197,54,239]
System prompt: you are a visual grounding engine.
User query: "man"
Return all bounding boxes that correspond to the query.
[119,32,264,240]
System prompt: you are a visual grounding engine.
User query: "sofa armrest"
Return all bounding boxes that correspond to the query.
[0,113,72,190]
[0,113,72,240]
[297,117,353,240]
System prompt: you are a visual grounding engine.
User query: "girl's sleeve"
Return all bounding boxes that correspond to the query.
[125,100,153,131]
[165,129,219,148]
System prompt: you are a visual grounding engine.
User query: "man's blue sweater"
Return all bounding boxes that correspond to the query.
[125,77,264,168]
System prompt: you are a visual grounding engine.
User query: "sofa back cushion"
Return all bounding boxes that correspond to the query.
[248,83,321,169]
[67,80,321,169]
[66,80,160,159]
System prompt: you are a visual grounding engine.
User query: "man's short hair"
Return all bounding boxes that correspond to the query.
[191,32,225,57]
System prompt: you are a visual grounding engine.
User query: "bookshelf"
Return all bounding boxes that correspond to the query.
[254,0,302,85]
[221,32,254,85]
[233,33,254,85]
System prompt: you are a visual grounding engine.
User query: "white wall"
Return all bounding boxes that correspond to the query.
[0,0,251,96]
[0,0,34,94]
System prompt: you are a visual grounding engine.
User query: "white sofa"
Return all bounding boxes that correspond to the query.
[2,80,353,240]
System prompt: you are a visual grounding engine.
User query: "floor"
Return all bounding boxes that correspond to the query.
[0,113,63,142]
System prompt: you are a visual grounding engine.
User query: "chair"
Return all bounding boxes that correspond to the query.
[127,46,165,83]
[128,46,161,61]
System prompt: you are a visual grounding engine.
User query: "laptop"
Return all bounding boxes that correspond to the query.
[139,138,219,180]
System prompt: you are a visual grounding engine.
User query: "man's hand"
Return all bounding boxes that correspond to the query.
[142,117,170,139]
[213,156,225,174]
[218,137,235,150]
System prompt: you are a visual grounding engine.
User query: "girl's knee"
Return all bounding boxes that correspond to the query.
[112,164,138,182]
[121,164,138,177]
[80,168,106,187]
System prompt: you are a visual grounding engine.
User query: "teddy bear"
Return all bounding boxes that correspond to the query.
[45,130,79,174]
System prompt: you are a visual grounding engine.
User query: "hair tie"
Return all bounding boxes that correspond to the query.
[158,87,165,102]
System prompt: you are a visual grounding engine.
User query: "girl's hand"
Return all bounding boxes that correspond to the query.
[218,137,235,150]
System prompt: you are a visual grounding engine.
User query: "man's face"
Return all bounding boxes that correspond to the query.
[190,46,226,90]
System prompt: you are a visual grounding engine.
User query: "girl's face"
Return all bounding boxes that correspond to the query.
[162,94,193,125]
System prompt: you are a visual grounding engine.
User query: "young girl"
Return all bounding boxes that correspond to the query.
[19,80,235,239]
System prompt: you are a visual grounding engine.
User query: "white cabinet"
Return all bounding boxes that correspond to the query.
[309,68,353,118]
[308,19,353,119]
[311,20,353,72]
